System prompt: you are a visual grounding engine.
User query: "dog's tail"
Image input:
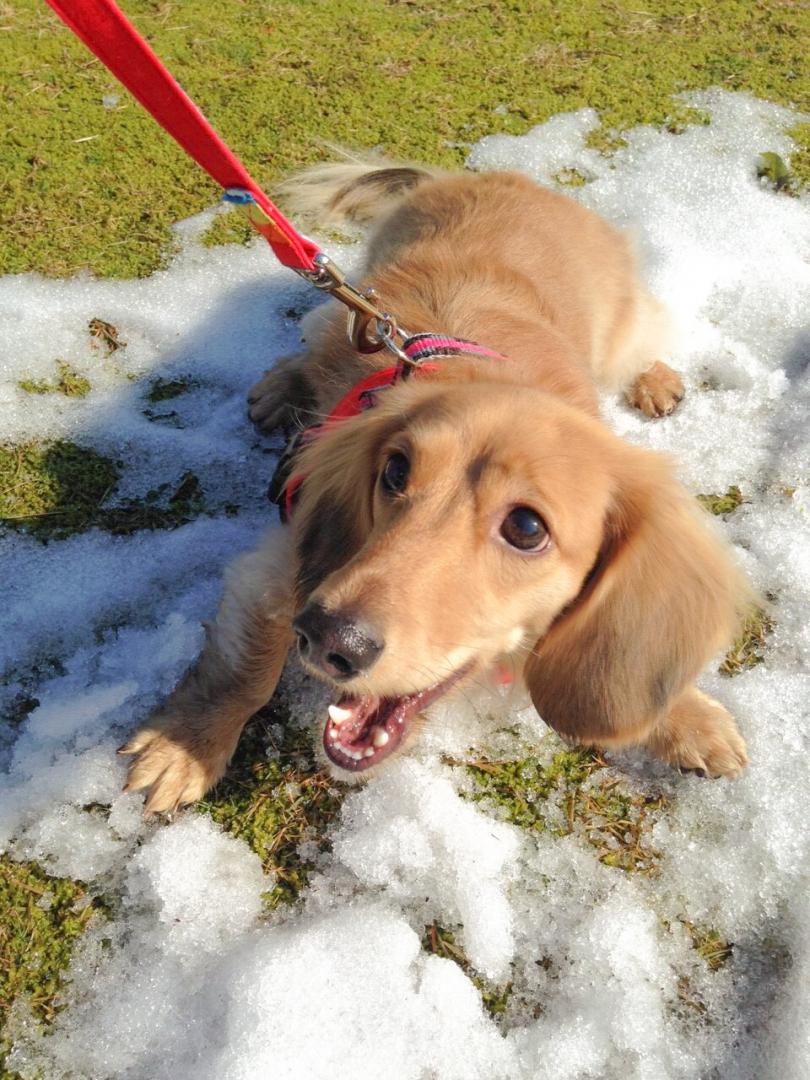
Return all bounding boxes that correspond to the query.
[274,154,440,227]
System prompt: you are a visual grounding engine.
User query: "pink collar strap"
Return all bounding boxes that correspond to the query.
[401,333,507,366]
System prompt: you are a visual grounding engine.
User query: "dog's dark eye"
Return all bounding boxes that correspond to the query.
[381,452,410,495]
[500,506,549,551]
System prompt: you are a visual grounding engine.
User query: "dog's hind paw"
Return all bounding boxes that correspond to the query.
[626,361,684,418]
[647,687,748,779]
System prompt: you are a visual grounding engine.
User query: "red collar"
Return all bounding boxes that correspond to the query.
[274,334,507,521]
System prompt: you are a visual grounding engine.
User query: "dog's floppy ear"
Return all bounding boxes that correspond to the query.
[291,409,390,604]
[524,448,747,744]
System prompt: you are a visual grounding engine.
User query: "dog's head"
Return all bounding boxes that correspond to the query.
[290,374,744,774]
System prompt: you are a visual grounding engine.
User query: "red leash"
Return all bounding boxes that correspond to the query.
[45,0,420,351]
[44,0,319,271]
[46,0,509,374]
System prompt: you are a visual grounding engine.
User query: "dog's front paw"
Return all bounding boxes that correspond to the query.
[247,356,315,433]
[626,361,684,418]
[118,717,234,814]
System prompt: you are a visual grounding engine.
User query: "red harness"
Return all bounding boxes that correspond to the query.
[278,334,507,520]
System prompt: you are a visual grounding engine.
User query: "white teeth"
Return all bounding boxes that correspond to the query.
[364,747,375,758]
[328,704,353,725]
[329,728,339,740]
[336,744,363,761]
[372,727,389,748]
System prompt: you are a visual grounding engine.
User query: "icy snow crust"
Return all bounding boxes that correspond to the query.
[2,90,810,1077]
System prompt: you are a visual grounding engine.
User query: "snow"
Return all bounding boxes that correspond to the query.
[3,89,810,1078]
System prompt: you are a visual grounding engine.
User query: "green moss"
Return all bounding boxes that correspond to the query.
[201,208,255,248]
[786,123,810,189]
[756,150,794,192]
[96,471,207,535]
[553,167,589,188]
[449,746,664,874]
[144,377,199,403]
[0,441,119,541]
[423,922,512,1021]
[0,442,210,541]
[4,0,809,277]
[584,127,628,155]
[199,697,345,910]
[18,360,91,399]
[696,485,745,516]
[453,747,600,831]
[663,104,712,135]
[719,607,775,675]
[0,858,104,1070]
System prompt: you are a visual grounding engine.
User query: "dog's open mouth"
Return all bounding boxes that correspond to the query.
[323,665,472,772]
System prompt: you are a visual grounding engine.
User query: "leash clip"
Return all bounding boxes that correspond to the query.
[295,253,415,358]
[296,253,391,353]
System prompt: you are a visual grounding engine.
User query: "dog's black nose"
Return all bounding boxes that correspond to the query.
[293,604,383,680]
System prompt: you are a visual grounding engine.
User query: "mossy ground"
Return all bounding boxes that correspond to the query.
[448,746,665,874]
[696,485,746,517]
[18,361,91,399]
[3,0,809,279]
[0,441,120,541]
[2,0,803,1064]
[145,376,199,403]
[719,607,775,676]
[0,859,106,1074]
[0,442,207,542]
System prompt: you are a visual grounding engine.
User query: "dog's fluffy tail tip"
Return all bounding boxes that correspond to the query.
[274,156,437,226]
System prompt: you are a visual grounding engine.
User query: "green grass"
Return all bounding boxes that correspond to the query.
[719,607,775,676]
[201,208,255,249]
[0,441,120,541]
[144,376,199,403]
[696,485,746,516]
[2,0,808,278]
[682,920,734,971]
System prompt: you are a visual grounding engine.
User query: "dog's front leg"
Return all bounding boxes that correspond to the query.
[120,529,295,814]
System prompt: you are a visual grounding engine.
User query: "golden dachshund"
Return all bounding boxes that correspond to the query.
[121,162,749,813]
